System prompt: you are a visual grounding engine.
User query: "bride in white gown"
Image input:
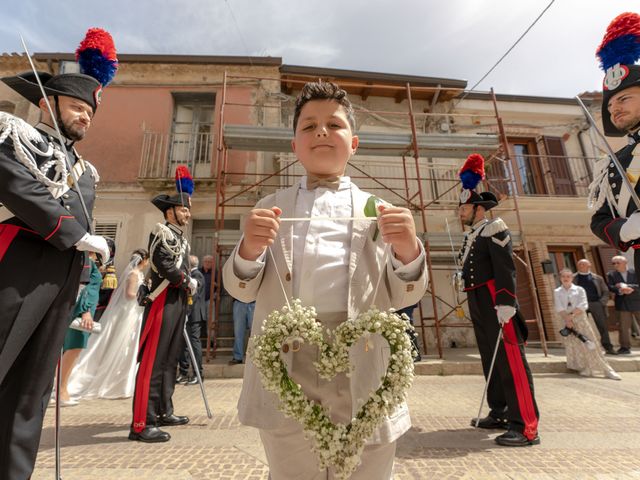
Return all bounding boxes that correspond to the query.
[68,249,149,400]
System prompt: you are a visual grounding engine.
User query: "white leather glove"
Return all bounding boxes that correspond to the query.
[495,305,516,326]
[75,233,110,263]
[188,277,198,296]
[620,211,640,242]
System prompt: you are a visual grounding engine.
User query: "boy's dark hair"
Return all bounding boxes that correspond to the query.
[292,81,356,133]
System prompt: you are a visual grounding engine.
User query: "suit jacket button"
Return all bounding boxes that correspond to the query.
[285,273,291,281]
[239,282,246,289]
[406,284,414,292]
[63,193,70,199]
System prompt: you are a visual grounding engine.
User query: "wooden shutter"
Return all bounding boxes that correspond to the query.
[542,136,576,196]
[594,244,619,278]
[514,249,541,340]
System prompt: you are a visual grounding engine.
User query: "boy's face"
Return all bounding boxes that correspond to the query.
[291,99,358,178]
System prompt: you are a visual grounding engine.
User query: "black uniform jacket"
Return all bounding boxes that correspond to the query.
[460,218,517,308]
[591,143,640,256]
[0,118,95,249]
[147,223,191,294]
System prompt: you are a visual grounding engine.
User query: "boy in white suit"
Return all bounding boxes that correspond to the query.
[223,81,428,479]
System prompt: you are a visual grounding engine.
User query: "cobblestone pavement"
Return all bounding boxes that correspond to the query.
[34,372,640,479]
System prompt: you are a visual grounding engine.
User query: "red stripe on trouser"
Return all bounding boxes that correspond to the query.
[132,289,168,433]
[0,225,20,262]
[486,279,538,440]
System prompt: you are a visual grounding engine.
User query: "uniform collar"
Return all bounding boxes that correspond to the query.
[166,222,184,236]
[628,129,640,145]
[470,218,488,232]
[35,122,74,147]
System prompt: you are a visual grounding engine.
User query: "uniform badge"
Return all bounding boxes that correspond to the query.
[93,85,103,105]
[603,64,629,91]
[459,189,471,204]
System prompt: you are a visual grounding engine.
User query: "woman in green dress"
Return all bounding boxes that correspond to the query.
[58,255,103,405]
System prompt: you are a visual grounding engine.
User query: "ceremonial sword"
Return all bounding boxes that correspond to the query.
[183,319,213,418]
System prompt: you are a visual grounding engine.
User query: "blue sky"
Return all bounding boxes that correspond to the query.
[1,0,635,98]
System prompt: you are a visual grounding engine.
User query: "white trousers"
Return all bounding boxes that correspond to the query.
[260,423,396,480]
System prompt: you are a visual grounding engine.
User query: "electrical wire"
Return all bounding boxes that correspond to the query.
[455,0,556,106]
[224,0,254,65]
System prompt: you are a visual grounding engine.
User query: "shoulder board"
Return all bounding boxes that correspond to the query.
[85,160,100,183]
[480,218,508,237]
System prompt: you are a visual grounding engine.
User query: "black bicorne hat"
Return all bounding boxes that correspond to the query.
[458,153,498,211]
[596,13,640,136]
[1,71,102,112]
[151,193,192,212]
[601,65,640,136]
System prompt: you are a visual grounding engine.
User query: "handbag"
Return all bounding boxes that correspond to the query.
[69,317,102,334]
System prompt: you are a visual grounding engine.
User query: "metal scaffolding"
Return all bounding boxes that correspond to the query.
[205,71,548,361]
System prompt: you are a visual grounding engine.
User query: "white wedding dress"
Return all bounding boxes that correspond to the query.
[68,262,145,400]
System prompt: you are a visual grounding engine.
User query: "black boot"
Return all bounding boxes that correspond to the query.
[159,413,190,426]
[495,429,540,446]
[128,426,171,443]
[470,415,508,429]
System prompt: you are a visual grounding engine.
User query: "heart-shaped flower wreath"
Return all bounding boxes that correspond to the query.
[249,299,415,479]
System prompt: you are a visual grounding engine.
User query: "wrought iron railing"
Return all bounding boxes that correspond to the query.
[139,131,214,179]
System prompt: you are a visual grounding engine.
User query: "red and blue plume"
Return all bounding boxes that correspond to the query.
[596,12,640,71]
[175,166,194,196]
[458,153,485,190]
[76,28,118,87]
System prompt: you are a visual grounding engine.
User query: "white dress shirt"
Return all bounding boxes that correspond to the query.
[234,176,424,314]
[554,283,588,313]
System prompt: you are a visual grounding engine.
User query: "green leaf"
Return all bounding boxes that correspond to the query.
[363,196,378,218]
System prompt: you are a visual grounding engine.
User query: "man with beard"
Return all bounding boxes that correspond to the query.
[590,13,640,283]
[129,170,198,443]
[458,154,540,447]
[0,28,117,479]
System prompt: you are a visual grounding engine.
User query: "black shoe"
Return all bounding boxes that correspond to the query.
[128,426,171,443]
[159,414,189,426]
[228,358,243,365]
[175,374,188,384]
[605,347,618,355]
[617,347,631,355]
[470,415,508,430]
[185,376,199,385]
[495,430,540,446]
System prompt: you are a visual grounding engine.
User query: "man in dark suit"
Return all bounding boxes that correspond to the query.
[606,255,640,354]
[178,255,206,384]
[573,259,616,355]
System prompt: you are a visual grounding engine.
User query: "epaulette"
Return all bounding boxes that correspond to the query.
[0,111,70,198]
[0,111,44,145]
[480,218,508,237]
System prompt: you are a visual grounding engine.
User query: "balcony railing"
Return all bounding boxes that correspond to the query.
[486,154,595,198]
[139,131,214,179]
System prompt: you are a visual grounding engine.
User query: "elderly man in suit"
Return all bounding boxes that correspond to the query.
[178,255,206,385]
[573,259,615,355]
[607,255,640,354]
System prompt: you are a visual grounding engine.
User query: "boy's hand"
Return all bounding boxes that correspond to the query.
[377,205,420,264]
[239,206,282,261]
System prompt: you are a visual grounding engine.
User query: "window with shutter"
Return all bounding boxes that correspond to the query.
[542,136,576,196]
[94,222,119,243]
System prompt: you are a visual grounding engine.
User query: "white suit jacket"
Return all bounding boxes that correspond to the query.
[223,183,428,443]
